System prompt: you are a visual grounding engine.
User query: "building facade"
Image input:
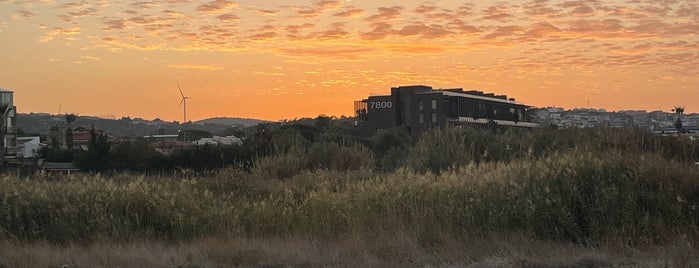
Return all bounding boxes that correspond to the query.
[0,88,18,159]
[355,85,537,135]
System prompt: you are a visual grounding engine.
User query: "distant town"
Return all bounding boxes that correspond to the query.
[530,107,699,133]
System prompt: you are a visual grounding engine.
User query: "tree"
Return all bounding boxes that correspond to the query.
[48,125,63,149]
[74,125,110,172]
[672,106,684,133]
[64,113,78,149]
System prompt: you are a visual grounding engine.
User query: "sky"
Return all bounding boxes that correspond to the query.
[0,0,697,121]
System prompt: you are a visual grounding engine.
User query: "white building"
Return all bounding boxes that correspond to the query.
[193,135,243,146]
[17,136,43,158]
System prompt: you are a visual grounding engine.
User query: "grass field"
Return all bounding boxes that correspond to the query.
[1,127,698,267]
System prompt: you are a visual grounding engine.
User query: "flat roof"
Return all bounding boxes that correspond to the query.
[438,91,526,106]
[0,88,12,93]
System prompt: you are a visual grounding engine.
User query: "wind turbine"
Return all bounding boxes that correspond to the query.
[178,83,190,124]
[178,83,191,142]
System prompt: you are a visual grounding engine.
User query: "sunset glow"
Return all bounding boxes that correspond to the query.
[1,0,697,121]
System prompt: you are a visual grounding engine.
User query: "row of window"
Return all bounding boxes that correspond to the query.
[418,99,438,111]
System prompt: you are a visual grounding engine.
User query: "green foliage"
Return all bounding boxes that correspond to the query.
[407,126,495,173]
[371,128,411,171]
[38,147,74,162]
[64,114,78,149]
[251,141,373,180]
[109,139,165,171]
[74,127,111,172]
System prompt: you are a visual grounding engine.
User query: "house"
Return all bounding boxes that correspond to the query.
[68,126,116,150]
[17,136,44,158]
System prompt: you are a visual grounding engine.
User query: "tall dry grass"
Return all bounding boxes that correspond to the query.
[1,150,696,246]
[0,126,697,266]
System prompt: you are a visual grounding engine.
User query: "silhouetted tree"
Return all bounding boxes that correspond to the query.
[64,113,77,149]
[74,125,110,172]
[672,106,684,132]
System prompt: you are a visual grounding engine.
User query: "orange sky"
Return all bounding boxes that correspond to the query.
[0,0,697,121]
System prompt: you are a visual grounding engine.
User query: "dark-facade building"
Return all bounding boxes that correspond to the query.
[354,85,537,135]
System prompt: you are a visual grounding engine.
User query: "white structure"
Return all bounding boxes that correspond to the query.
[193,135,243,146]
[0,88,17,158]
[17,136,43,158]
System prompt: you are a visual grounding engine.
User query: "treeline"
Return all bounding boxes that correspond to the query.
[38,116,699,175]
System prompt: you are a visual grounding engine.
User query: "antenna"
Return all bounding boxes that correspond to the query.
[58,102,62,115]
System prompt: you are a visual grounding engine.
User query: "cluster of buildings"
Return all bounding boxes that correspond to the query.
[1,85,696,170]
[0,88,244,172]
[531,107,699,133]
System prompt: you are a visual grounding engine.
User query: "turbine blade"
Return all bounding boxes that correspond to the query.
[177,83,185,98]
[179,98,184,108]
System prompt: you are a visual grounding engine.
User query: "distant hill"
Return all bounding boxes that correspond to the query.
[193,117,266,127]
[16,113,268,138]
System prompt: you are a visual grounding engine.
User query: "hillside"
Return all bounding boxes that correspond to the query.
[16,113,268,137]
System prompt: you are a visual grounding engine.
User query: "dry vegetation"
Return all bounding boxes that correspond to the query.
[0,126,698,267]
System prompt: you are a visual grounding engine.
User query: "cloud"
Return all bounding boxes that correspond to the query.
[168,64,224,71]
[482,4,514,22]
[278,46,375,61]
[40,27,81,43]
[103,19,127,30]
[293,0,344,18]
[197,0,238,13]
[482,25,525,40]
[360,22,393,40]
[365,6,403,24]
[446,19,483,35]
[132,1,158,9]
[414,4,437,14]
[386,44,447,54]
[303,23,349,40]
[16,10,37,18]
[217,13,239,22]
[82,55,100,60]
[285,23,315,34]
[523,0,562,18]
[519,21,563,41]
[333,6,364,17]
[250,32,276,41]
[563,19,625,37]
[255,9,280,16]
[394,24,454,39]
[67,8,98,17]
[58,1,90,9]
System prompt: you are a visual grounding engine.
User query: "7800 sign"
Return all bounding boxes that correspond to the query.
[369,101,393,109]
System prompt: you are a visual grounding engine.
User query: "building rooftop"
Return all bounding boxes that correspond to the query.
[0,88,13,93]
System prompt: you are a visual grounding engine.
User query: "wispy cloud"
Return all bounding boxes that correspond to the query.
[167,64,224,71]
[197,0,238,13]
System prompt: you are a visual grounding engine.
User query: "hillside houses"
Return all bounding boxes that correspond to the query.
[532,108,699,131]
